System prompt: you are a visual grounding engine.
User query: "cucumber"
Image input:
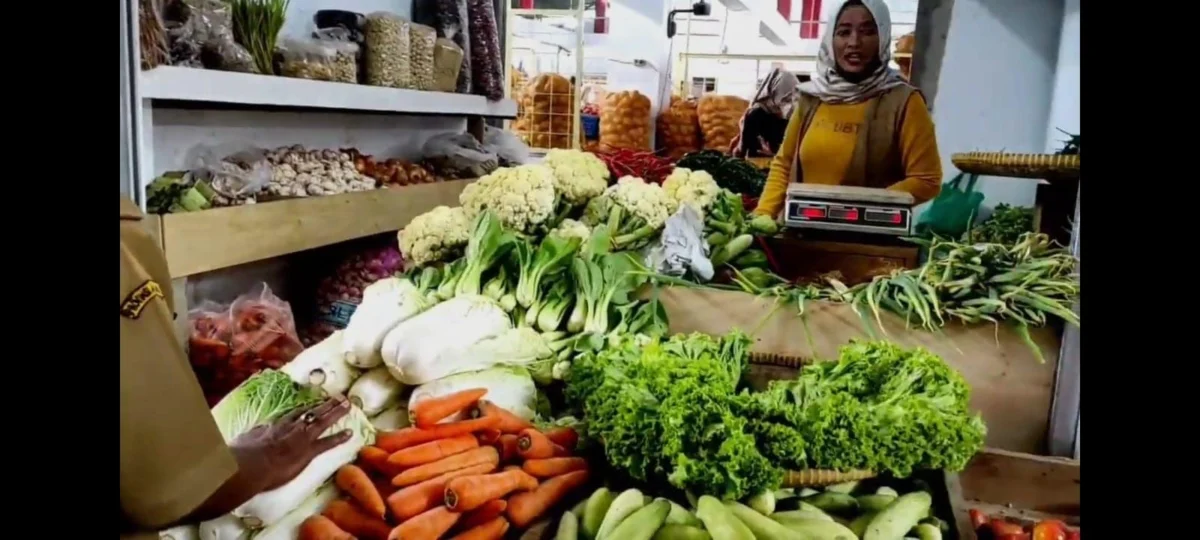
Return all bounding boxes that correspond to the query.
[920,517,949,533]
[582,488,617,539]
[685,492,699,509]
[596,489,646,540]
[913,523,943,540]
[774,489,797,501]
[556,511,580,540]
[825,481,859,494]
[724,502,806,540]
[653,524,712,540]
[775,499,826,513]
[705,231,730,247]
[849,512,877,538]
[772,510,835,524]
[661,499,702,527]
[607,500,671,540]
[774,516,858,540]
[747,490,777,515]
[875,486,899,497]
[801,492,859,515]
[695,496,754,540]
[572,499,588,516]
[857,494,898,513]
[798,488,820,497]
[864,492,933,540]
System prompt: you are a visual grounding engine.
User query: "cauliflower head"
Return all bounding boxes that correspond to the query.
[398,205,471,267]
[549,218,592,242]
[460,164,557,234]
[543,149,609,206]
[663,167,721,216]
[608,176,678,230]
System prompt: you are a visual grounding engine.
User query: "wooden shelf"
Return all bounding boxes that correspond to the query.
[141,66,518,118]
[147,180,473,278]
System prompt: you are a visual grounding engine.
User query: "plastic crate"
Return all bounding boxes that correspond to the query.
[581,114,600,140]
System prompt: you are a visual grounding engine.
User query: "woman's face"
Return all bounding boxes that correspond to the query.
[832,5,881,74]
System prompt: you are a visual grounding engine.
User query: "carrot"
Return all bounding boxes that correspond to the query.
[472,400,534,434]
[392,445,501,487]
[448,516,510,540]
[458,499,507,530]
[298,515,354,540]
[387,433,479,468]
[385,463,495,521]
[522,457,589,478]
[411,387,489,428]
[372,477,399,499]
[444,469,539,511]
[387,506,460,540]
[543,426,579,451]
[334,464,386,519]
[495,434,520,463]
[506,470,591,529]
[359,445,402,476]
[376,415,501,452]
[517,428,557,459]
[476,428,502,445]
[321,499,392,540]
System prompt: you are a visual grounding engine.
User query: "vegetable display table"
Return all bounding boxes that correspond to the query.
[944,448,1080,539]
[658,287,1061,455]
[763,232,920,286]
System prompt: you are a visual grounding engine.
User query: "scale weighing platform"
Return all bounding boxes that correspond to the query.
[783,184,914,236]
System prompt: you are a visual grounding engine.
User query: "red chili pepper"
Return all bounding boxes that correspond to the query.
[990,519,1026,536]
[969,509,989,530]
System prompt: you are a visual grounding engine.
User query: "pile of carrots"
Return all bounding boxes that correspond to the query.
[299,388,591,540]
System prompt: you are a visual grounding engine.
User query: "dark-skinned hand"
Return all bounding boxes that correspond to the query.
[229,397,353,492]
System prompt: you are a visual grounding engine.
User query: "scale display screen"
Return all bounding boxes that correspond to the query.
[784,199,912,235]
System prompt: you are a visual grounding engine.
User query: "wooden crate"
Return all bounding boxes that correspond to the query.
[945,448,1080,539]
[763,235,920,285]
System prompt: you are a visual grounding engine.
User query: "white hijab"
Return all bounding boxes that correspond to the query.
[799,0,909,105]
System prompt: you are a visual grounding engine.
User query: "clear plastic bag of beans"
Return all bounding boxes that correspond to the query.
[467,0,503,100]
[413,0,472,93]
[410,23,437,91]
[364,12,412,88]
[433,38,464,92]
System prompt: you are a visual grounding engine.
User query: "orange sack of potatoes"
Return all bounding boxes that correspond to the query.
[515,73,576,150]
[697,94,750,153]
[657,96,702,160]
[599,90,652,152]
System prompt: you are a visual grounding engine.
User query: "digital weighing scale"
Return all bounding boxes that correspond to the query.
[783,184,914,236]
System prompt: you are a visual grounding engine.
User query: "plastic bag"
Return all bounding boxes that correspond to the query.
[364,12,413,88]
[643,205,714,281]
[313,28,361,83]
[482,126,531,166]
[432,38,464,92]
[413,0,472,93]
[185,144,273,205]
[410,24,437,91]
[466,0,503,100]
[421,132,499,179]
[278,38,336,81]
[189,283,304,405]
[915,172,985,239]
[165,0,257,72]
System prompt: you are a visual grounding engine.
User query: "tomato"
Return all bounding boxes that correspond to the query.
[1065,529,1080,540]
[991,519,1026,536]
[1033,520,1068,540]
[997,534,1031,540]
[970,509,990,529]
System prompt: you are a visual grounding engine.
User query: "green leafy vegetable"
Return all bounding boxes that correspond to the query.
[211,369,322,442]
[455,210,518,297]
[517,234,581,308]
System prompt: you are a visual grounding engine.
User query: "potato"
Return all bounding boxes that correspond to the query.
[698,95,750,153]
[600,90,653,151]
[657,95,702,159]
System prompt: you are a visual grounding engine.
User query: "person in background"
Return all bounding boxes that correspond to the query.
[730,67,801,158]
[752,0,943,218]
[120,196,351,539]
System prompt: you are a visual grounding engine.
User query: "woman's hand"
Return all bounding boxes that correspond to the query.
[230,397,353,492]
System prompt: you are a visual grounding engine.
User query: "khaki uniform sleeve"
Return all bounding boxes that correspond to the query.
[120,198,237,530]
[886,92,944,205]
[753,105,806,217]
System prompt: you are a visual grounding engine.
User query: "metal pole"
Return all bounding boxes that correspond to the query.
[1047,181,1081,458]
[119,0,141,204]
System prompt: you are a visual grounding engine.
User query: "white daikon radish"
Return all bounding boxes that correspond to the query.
[158,525,199,540]
[198,514,248,540]
[371,403,411,431]
[348,366,405,416]
[409,367,538,423]
[341,277,430,369]
[280,331,361,396]
[250,483,339,540]
[381,295,512,385]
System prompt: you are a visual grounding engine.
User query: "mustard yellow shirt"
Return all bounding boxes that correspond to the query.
[753,92,943,217]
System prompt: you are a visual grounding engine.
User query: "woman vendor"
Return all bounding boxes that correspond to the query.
[730,68,801,158]
[752,0,943,218]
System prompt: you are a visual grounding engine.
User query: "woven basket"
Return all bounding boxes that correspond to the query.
[745,353,880,487]
[951,151,1079,179]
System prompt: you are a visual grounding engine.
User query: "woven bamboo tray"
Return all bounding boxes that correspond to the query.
[951,151,1079,179]
[746,352,880,487]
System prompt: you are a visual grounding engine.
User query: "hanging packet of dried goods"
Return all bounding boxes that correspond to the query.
[414,0,473,93]
[466,0,504,100]
[364,12,413,88]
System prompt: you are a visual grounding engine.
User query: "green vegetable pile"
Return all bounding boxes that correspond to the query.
[676,150,768,196]
[967,203,1034,245]
[565,332,985,501]
[146,172,219,214]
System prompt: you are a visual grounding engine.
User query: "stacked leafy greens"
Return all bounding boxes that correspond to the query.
[566,335,986,500]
